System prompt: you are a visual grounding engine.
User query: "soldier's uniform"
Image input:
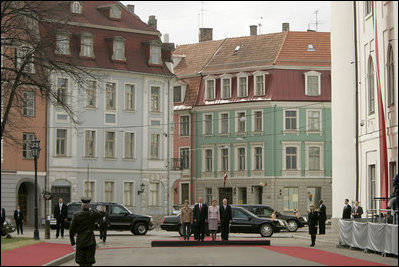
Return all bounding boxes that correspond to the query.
[70,197,104,266]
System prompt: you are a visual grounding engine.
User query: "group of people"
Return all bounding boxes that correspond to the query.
[342,199,364,219]
[180,197,232,241]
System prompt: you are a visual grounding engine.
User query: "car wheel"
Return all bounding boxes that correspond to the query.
[178,224,184,236]
[287,220,298,232]
[134,223,148,235]
[260,223,273,237]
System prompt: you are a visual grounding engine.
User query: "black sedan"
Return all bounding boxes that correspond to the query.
[233,204,307,232]
[161,206,286,237]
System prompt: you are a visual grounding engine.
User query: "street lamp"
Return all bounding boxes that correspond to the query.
[30,137,41,240]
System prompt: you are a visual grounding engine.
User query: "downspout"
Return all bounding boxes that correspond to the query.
[190,109,195,205]
[273,104,277,208]
[167,78,171,215]
[353,1,359,201]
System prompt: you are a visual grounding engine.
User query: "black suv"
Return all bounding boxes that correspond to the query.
[50,202,154,235]
[233,204,307,232]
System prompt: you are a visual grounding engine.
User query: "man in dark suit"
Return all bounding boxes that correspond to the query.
[54,197,68,238]
[13,205,24,235]
[342,199,352,219]
[193,197,208,241]
[219,198,232,241]
[352,201,363,218]
[96,206,110,242]
[318,200,327,234]
[70,197,104,266]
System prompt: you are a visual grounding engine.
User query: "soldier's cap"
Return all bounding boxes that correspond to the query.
[81,196,91,204]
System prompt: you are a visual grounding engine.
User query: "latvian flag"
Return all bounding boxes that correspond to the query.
[223,172,228,187]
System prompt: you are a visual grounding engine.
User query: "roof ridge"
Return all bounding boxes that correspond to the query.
[273,31,289,65]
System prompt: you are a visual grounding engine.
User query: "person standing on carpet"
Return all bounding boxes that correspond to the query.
[180,200,193,241]
[96,206,110,243]
[13,205,24,235]
[308,204,319,247]
[54,197,68,238]
[219,198,232,241]
[193,197,208,241]
[208,199,220,241]
[318,200,327,234]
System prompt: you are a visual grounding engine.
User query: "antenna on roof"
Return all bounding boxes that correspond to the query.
[307,9,323,31]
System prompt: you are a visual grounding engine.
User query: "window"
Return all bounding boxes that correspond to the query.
[149,183,159,206]
[105,82,116,111]
[57,78,68,106]
[389,162,397,197]
[85,130,96,158]
[286,147,297,170]
[16,46,34,73]
[86,80,96,108]
[22,91,35,117]
[173,86,182,102]
[369,164,376,209]
[221,148,229,171]
[150,45,161,65]
[284,110,297,131]
[180,148,189,169]
[283,187,298,211]
[237,112,246,133]
[180,183,190,204]
[204,114,213,135]
[123,182,134,206]
[151,86,160,112]
[22,133,35,159]
[307,110,321,132]
[105,131,116,158]
[304,71,321,96]
[56,34,70,55]
[104,181,114,202]
[112,38,125,61]
[221,78,231,99]
[150,133,160,159]
[71,1,82,14]
[232,208,249,219]
[220,113,229,134]
[254,111,262,132]
[238,76,248,97]
[56,129,67,156]
[238,147,246,171]
[206,188,212,205]
[308,146,320,170]
[84,181,95,201]
[367,56,375,114]
[180,116,189,136]
[365,1,372,16]
[255,147,262,170]
[124,132,135,159]
[110,5,121,19]
[255,75,265,96]
[205,149,213,172]
[387,45,395,106]
[80,34,93,57]
[205,79,215,100]
[125,84,135,111]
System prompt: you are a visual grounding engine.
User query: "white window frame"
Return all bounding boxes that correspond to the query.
[306,109,322,133]
[179,115,190,137]
[71,1,82,14]
[204,76,216,100]
[56,77,69,106]
[219,112,229,135]
[149,182,160,206]
[252,110,263,132]
[235,111,246,133]
[56,33,70,55]
[84,180,96,202]
[85,80,97,109]
[55,128,68,157]
[112,37,126,61]
[220,74,232,99]
[105,81,117,111]
[150,45,162,65]
[203,113,213,136]
[304,71,321,96]
[282,142,301,171]
[22,132,35,159]
[180,146,190,169]
[104,180,115,203]
[84,129,97,158]
[202,146,214,173]
[16,45,35,73]
[150,133,161,159]
[235,145,247,171]
[283,109,299,132]
[22,91,35,117]
[236,73,248,98]
[123,131,136,159]
[123,181,135,207]
[150,85,161,113]
[124,83,136,112]
[253,71,268,96]
[218,144,230,172]
[172,82,187,103]
[104,131,117,159]
[305,142,324,172]
[80,33,94,58]
[179,182,191,204]
[251,143,264,171]
[109,5,121,19]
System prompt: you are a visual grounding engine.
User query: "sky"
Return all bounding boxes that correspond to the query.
[121,1,331,46]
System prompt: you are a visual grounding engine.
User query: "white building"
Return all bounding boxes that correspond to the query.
[331,1,398,230]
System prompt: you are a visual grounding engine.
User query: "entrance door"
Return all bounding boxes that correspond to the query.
[253,186,263,204]
[18,183,28,225]
[219,188,233,205]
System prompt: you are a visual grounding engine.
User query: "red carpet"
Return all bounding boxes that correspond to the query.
[263,246,389,266]
[1,242,74,266]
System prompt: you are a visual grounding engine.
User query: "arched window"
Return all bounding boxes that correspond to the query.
[387,45,395,106]
[367,56,375,114]
[71,1,82,14]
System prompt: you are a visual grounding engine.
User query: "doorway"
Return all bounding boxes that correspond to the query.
[219,187,233,205]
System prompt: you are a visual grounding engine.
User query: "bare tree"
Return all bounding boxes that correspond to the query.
[1,1,97,140]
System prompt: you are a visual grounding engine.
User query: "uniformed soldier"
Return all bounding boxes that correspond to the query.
[69,197,104,266]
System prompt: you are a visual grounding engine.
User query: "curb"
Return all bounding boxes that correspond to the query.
[43,252,75,266]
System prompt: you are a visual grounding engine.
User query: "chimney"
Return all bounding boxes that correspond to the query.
[250,25,257,36]
[126,4,135,14]
[282,22,290,32]
[163,33,169,43]
[148,15,157,30]
[199,28,213,42]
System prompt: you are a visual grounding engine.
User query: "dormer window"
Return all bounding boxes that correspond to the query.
[253,71,269,96]
[204,76,216,100]
[304,71,321,96]
[112,36,126,61]
[56,32,70,55]
[71,1,82,14]
[150,45,162,65]
[110,5,121,19]
[220,74,232,99]
[236,73,248,97]
[80,32,94,57]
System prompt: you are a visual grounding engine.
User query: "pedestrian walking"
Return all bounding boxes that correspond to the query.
[193,197,208,241]
[219,198,232,241]
[318,200,327,234]
[13,205,24,235]
[70,197,105,266]
[96,206,110,243]
[180,200,193,241]
[208,199,220,241]
[308,204,319,247]
[53,197,68,238]
[352,201,363,219]
[342,199,352,219]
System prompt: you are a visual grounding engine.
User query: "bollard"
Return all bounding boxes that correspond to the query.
[45,219,50,239]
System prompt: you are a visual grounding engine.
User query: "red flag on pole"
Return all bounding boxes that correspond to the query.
[223,172,228,187]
